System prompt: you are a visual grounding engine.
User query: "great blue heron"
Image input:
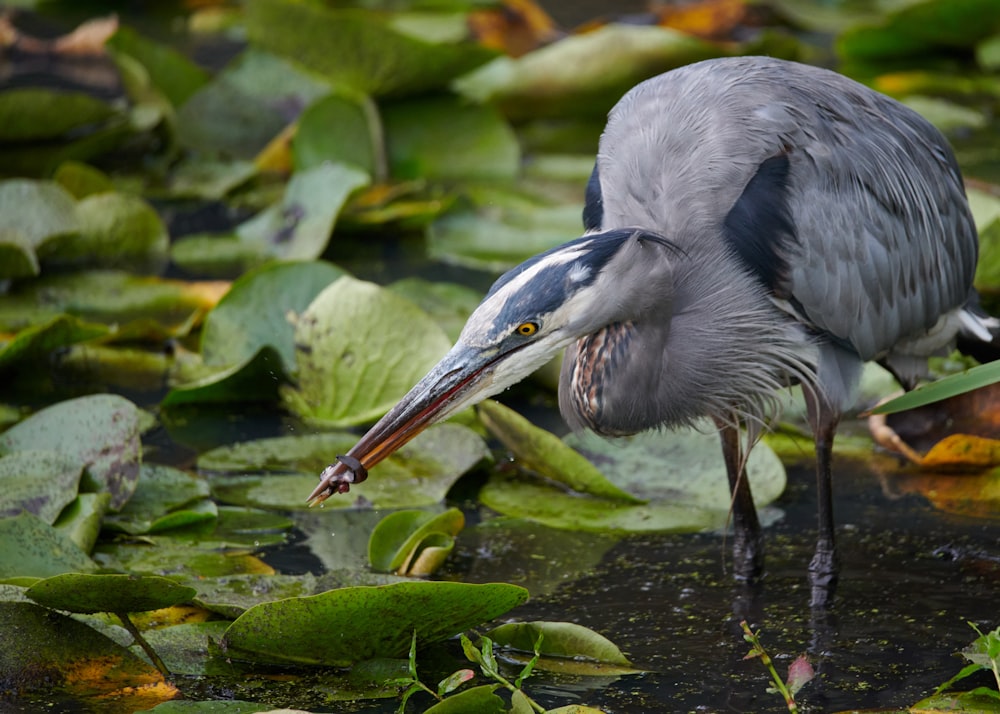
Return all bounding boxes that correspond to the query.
[309,56,994,605]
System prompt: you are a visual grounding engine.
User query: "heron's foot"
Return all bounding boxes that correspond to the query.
[808,539,839,609]
[731,528,766,583]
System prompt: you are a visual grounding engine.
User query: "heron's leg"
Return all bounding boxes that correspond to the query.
[804,390,840,608]
[717,422,764,582]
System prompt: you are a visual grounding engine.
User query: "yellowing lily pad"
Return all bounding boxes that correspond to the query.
[221,581,528,666]
[280,275,452,426]
[480,421,786,533]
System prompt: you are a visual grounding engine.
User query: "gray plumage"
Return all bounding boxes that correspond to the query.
[310,56,992,606]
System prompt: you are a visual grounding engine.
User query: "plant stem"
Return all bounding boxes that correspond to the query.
[115,611,171,679]
[741,620,798,714]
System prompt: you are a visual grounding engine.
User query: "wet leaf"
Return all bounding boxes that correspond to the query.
[478,400,645,504]
[837,0,1000,62]
[53,160,114,199]
[244,0,497,97]
[221,581,528,666]
[280,275,451,426]
[387,277,482,341]
[0,602,177,704]
[166,158,258,201]
[921,434,1000,470]
[382,95,519,180]
[454,24,720,120]
[488,621,631,666]
[0,87,115,141]
[427,197,583,271]
[162,346,285,406]
[106,25,210,107]
[293,93,381,177]
[0,394,142,511]
[0,512,96,579]
[205,424,488,510]
[140,702,275,713]
[0,450,85,523]
[176,49,331,158]
[52,492,111,554]
[0,314,111,377]
[481,423,786,532]
[134,621,234,677]
[95,538,274,580]
[39,191,169,273]
[235,163,370,263]
[0,179,78,278]
[422,684,504,713]
[200,260,345,370]
[170,233,264,278]
[103,464,214,535]
[26,573,196,614]
[189,574,318,619]
[368,507,465,575]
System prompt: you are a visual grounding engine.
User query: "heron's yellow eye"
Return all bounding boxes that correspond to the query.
[516,322,539,336]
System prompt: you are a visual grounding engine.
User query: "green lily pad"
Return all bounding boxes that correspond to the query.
[386,278,482,342]
[478,400,644,504]
[280,275,451,426]
[0,314,111,376]
[0,179,78,278]
[423,685,505,713]
[454,24,720,120]
[169,233,264,278]
[162,346,285,407]
[103,464,214,535]
[203,424,488,510]
[38,191,169,274]
[53,161,114,199]
[837,0,1000,61]
[221,581,528,666]
[427,196,583,271]
[53,492,112,554]
[0,512,96,579]
[0,394,142,511]
[480,422,786,533]
[0,88,115,141]
[244,0,496,97]
[26,573,196,614]
[293,92,381,177]
[201,260,346,370]
[0,450,85,523]
[189,574,318,619]
[235,163,370,263]
[382,95,519,180]
[132,621,234,677]
[488,621,631,666]
[106,25,210,108]
[176,49,332,158]
[140,702,273,713]
[165,157,258,201]
[368,507,465,575]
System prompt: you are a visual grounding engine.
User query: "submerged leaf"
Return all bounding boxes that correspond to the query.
[488,621,631,666]
[221,581,528,666]
[280,275,451,426]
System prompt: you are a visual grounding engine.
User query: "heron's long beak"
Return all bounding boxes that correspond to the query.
[307,343,505,505]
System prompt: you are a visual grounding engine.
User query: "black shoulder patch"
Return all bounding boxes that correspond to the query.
[722,153,797,293]
[583,164,603,231]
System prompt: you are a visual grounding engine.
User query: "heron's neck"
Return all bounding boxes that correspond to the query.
[560,248,815,435]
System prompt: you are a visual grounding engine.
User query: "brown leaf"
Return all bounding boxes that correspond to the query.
[921,433,1000,470]
[468,0,561,57]
[4,14,118,56]
[656,0,746,40]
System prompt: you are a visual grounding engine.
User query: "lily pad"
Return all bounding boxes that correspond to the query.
[0,394,142,511]
[244,0,497,97]
[53,492,112,554]
[0,88,115,141]
[132,621,234,677]
[221,581,528,666]
[26,573,197,614]
[0,179,78,278]
[106,25,210,108]
[200,260,346,370]
[480,422,786,533]
[0,512,96,579]
[280,275,452,426]
[189,574,318,619]
[382,95,519,180]
[454,23,720,120]
[53,160,114,199]
[423,685,505,713]
[0,315,111,378]
[488,621,631,666]
[38,191,169,274]
[368,507,465,575]
[162,345,286,407]
[293,92,381,177]
[0,450,85,523]
[387,277,482,341]
[203,424,489,510]
[235,163,370,263]
[478,400,644,504]
[103,464,214,535]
